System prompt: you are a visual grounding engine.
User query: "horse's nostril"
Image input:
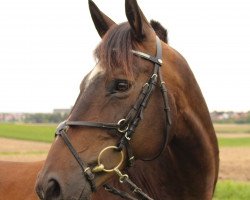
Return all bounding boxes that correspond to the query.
[36,185,45,200]
[44,179,61,200]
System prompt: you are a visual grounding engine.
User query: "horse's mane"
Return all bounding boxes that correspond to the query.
[94,21,168,77]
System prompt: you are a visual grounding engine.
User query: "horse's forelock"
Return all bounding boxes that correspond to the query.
[94,23,138,78]
[93,21,169,79]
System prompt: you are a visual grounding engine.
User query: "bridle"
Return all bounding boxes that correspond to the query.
[55,36,171,200]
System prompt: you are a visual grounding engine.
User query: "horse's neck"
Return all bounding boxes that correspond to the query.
[120,92,218,199]
[93,117,218,200]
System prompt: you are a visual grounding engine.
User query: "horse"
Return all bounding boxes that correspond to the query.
[20,0,222,199]
[35,0,219,199]
[0,18,168,200]
[0,161,42,200]
[0,20,168,200]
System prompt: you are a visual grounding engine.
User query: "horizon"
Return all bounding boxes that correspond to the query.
[0,0,250,113]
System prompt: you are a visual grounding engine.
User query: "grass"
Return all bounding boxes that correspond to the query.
[218,137,250,147]
[214,180,250,200]
[214,124,250,134]
[0,123,55,143]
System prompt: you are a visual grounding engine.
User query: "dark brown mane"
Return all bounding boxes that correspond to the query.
[94,23,138,78]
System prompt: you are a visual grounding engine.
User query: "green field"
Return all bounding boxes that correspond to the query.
[214,124,250,147]
[218,137,250,147]
[0,123,55,142]
[214,180,250,200]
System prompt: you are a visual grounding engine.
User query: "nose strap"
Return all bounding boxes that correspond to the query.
[55,122,96,191]
[65,121,121,130]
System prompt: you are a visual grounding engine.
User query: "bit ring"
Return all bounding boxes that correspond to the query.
[97,146,124,173]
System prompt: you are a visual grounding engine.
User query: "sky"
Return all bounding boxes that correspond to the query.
[0,0,250,113]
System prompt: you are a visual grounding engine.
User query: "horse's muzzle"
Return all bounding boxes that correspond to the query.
[35,178,61,200]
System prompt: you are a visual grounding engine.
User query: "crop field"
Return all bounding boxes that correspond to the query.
[0,123,55,142]
[214,124,250,134]
[0,123,250,199]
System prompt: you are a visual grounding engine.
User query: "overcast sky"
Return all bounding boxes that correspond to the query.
[0,0,249,113]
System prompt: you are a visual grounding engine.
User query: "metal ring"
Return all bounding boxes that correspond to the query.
[117,119,129,133]
[151,74,158,79]
[97,146,124,173]
[119,174,129,183]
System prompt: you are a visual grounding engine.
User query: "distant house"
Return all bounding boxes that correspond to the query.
[0,113,25,122]
[210,111,250,123]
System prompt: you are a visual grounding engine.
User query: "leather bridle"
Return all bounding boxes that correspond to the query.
[55,36,171,199]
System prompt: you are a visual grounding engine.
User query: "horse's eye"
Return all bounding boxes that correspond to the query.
[114,80,130,92]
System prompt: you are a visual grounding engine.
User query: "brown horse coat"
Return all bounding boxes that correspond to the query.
[0,161,42,200]
[1,0,219,199]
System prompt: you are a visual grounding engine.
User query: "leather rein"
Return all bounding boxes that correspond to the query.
[55,36,171,200]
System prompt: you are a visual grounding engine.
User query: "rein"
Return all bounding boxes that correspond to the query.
[55,36,171,200]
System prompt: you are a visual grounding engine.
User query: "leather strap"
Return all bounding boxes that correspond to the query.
[118,36,168,163]
[103,184,137,200]
[55,123,96,191]
[66,121,120,130]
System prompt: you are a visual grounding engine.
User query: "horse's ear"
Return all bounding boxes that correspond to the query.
[125,0,151,41]
[150,20,168,43]
[88,0,116,38]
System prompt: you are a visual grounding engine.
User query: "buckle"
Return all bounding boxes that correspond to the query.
[117,119,129,133]
[55,121,68,135]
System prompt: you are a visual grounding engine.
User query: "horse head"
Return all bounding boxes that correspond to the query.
[35,0,219,199]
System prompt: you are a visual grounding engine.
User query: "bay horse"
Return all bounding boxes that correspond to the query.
[0,21,169,200]
[36,0,219,199]
[6,0,221,199]
[0,16,169,200]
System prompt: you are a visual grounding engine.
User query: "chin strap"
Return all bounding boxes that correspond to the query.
[103,179,154,200]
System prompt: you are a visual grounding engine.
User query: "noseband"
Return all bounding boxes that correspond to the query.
[55,36,171,199]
